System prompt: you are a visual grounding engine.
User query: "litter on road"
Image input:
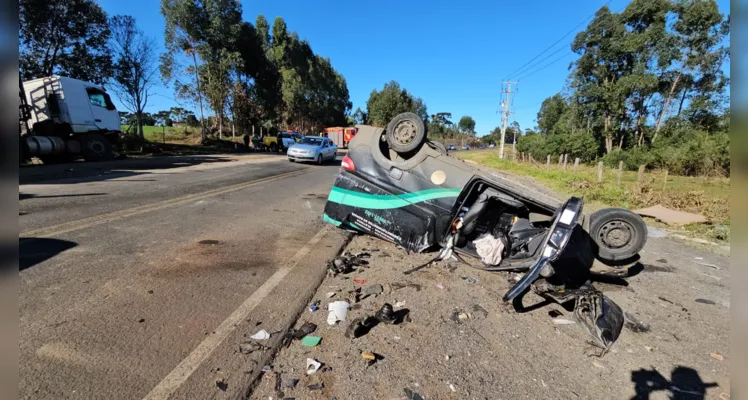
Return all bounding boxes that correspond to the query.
[301,336,322,347]
[306,358,322,375]
[250,329,271,340]
[327,301,350,325]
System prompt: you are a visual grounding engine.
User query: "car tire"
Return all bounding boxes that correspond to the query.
[270,143,278,153]
[589,208,648,263]
[316,154,323,165]
[289,158,295,162]
[82,134,114,162]
[386,112,426,154]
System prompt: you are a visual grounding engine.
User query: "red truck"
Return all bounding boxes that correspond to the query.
[323,127,357,149]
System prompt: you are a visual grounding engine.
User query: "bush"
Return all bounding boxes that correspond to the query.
[517,132,599,163]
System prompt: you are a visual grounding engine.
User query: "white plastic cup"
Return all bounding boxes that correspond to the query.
[327,301,350,325]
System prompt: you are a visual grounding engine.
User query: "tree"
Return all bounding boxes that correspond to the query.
[160,0,244,140]
[352,107,367,125]
[19,0,113,84]
[109,15,158,140]
[366,81,427,127]
[154,110,172,126]
[536,94,569,134]
[458,116,476,135]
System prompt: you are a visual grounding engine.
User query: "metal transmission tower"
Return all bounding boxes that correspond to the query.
[498,81,517,159]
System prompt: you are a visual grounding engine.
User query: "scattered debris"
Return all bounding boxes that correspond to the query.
[239,341,266,354]
[306,358,322,375]
[633,204,707,225]
[138,318,145,323]
[362,352,376,360]
[711,352,724,361]
[353,278,368,285]
[658,296,675,305]
[623,312,651,333]
[282,378,299,389]
[215,378,228,391]
[328,252,371,276]
[326,292,336,298]
[261,365,272,373]
[552,318,576,325]
[345,316,378,339]
[309,300,321,312]
[403,388,424,400]
[643,346,653,352]
[694,261,721,270]
[695,298,716,305]
[449,383,457,392]
[391,282,422,292]
[436,283,445,289]
[327,301,350,325]
[472,304,489,318]
[375,303,398,324]
[301,336,322,347]
[274,372,282,397]
[462,277,478,284]
[395,301,406,308]
[307,383,324,390]
[250,329,270,340]
[362,284,384,296]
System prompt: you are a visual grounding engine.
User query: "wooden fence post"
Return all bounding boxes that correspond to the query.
[563,154,568,169]
[662,169,669,191]
[636,164,646,194]
[573,158,580,171]
[597,161,604,182]
[558,155,563,167]
[546,155,551,169]
[617,161,623,186]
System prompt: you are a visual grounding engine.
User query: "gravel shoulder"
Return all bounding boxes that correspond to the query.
[251,229,730,400]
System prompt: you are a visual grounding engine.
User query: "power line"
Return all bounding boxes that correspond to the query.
[509,45,569,80]
[502,0,612,81]
[514,50,575,81]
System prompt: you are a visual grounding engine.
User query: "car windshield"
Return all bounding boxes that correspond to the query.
[301,137,323,145]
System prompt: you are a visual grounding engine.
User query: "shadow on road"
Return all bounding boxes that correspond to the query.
[20,192,107,200]
[630,366,718,400]
[19,238,78,271]
[20,153,284,185]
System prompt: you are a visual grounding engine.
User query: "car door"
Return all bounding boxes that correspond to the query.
[327,140,338,160]
[85,86,120,131]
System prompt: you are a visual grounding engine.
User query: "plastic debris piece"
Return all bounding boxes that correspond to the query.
[551,318,576,325]
[282,378,299,388]
[395,301,406,308]
[711,352,724,361]
[250,329,270,340]
[623,312,651,333]
[327,301,350,325]
[375,303,397,324]
[326,292,336,298]
[306,358,322,375]
[309,300,321,312]
[449,383,457,392]
[353,278,367,285]
[362,284,384,296]
[436,283,445,289]
[261,365,272,372]
[462,277,478,284]
[362,352,376,360]
[301,336,322,347]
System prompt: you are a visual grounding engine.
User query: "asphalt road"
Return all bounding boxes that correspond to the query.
[19,154,349,399]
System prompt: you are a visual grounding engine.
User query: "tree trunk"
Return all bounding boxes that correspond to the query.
[191,51,207,142]
[677,88,688,117]
[218,114,223,139]
[604,113,612,153]
[653,72,681,144]
[136,110,144,140]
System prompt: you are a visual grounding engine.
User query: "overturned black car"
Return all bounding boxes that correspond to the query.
[323,112,647,351]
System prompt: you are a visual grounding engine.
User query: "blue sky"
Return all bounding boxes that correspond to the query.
[98,0,730,135]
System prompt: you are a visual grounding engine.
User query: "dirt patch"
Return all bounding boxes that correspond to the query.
[250,233,730,400]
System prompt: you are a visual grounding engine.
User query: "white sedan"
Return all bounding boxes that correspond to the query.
[287,137,338,164]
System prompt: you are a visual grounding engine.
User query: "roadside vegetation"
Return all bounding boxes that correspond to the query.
[457,149,729,244]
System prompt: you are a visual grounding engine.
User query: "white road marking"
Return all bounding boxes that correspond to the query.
[142,226,331,400]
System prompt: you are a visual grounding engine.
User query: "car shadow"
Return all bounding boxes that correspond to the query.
[630,366,718,400]
[19,237,78,271]
[20,192,107,200]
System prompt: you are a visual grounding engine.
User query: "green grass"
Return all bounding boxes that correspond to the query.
[456,149,730,243]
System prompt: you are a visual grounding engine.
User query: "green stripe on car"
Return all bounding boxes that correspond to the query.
[326,186,460,210]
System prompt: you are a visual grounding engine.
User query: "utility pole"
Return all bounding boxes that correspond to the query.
[498,81,517,159]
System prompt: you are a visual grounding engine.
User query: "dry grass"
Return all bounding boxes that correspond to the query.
[456,149,730,243]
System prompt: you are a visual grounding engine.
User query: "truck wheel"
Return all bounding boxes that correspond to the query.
[589,208,647,263]
[82,134,114,162]
[270,143,278,153]
[386,112,426,154]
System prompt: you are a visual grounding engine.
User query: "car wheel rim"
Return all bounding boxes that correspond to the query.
[88,140,106,155]
[597,220,633,249]
[393,120,417,145]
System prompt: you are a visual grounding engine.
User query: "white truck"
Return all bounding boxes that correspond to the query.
[20,75,122,163]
